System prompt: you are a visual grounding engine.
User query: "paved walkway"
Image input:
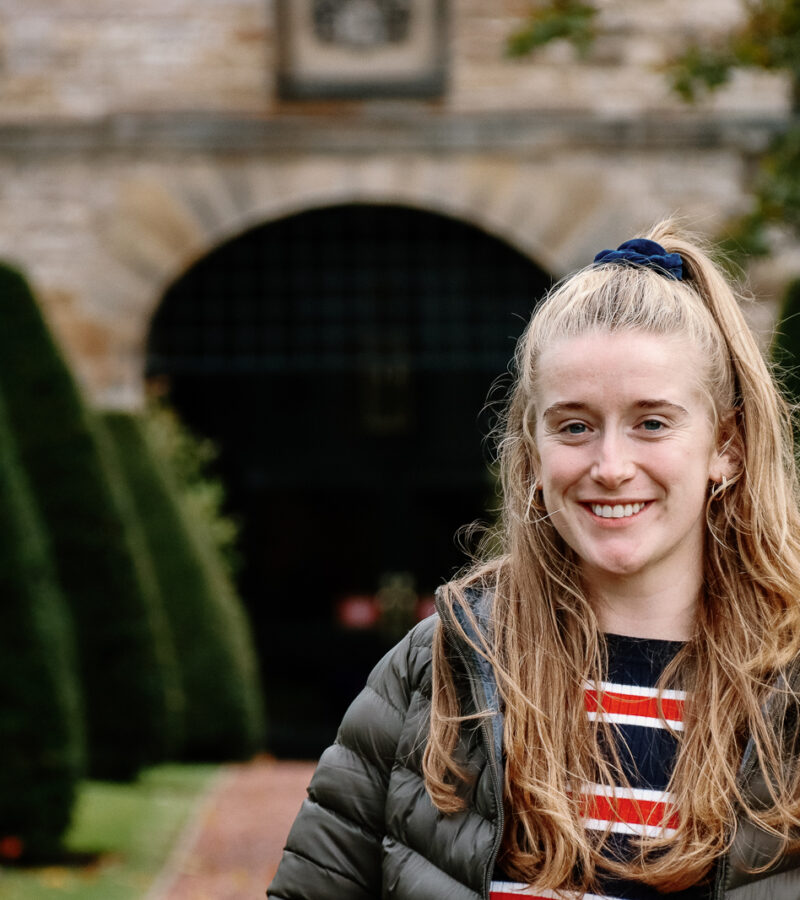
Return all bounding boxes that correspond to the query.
[147,758,316,900]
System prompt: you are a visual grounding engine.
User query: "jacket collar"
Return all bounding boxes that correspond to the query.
[435,585,504,764]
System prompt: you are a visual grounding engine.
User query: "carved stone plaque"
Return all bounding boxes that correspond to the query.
[277,0,448,99]
[312,0,412,48]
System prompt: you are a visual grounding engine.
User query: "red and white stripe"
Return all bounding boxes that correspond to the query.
[579,782,678,837]
[584,681,686,731]
[489,785,677,899]
[489,884,624,900]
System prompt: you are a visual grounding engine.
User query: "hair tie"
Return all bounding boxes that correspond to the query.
[593,238,683,281]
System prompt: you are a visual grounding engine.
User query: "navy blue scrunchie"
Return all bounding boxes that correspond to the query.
[593,238,683,281]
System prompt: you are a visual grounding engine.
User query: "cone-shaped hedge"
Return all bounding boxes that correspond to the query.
[0,265,181,779]
[0,382,85,861]
[102,412,264,759]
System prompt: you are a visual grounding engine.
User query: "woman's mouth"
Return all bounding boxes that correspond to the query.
[588,501,648,519]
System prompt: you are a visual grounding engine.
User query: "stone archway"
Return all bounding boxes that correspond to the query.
[146,202,551,755]
[66,153,637,407]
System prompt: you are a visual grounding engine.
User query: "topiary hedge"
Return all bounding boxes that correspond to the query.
[0,382,85,862]
[0,264,181,779]
[102,411,264,760]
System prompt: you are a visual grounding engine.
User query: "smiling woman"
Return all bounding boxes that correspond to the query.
[534,330,734,639]
[268,222,800,900]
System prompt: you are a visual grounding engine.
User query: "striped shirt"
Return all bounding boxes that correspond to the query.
[490,633,710,900]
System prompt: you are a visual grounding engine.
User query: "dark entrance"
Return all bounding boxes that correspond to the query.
[146,204,550,755]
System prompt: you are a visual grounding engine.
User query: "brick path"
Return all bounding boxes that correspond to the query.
[147,758,316,900]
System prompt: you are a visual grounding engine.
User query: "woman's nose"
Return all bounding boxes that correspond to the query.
[590,433,635,487]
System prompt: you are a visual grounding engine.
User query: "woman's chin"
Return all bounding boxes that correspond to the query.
[581,552,646,581]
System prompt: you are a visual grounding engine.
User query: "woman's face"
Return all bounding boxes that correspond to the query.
[534,330,733,593]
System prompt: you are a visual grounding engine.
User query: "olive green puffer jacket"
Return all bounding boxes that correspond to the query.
[268,602,800,899]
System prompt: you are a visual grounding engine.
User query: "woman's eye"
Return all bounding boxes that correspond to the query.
[641,419,665,432]
[564,422,587,435]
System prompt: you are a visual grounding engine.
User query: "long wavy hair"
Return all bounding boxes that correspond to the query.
[422,219,800,892]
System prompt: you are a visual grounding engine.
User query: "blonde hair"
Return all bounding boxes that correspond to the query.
[423,219,800,892]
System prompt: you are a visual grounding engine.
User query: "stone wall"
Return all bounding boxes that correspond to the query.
[0,0,787,120]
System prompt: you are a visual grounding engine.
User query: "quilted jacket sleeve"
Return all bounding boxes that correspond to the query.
[267,618,434,899]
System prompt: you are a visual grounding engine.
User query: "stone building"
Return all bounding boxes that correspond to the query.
[1,0,794,751]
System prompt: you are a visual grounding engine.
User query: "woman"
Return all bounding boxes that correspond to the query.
[268,221,800,899]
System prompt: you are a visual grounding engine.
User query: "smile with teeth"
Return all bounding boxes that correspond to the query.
[589,501,647,519]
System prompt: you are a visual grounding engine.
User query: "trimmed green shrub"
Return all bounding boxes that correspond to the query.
[0,264,181,779]
[102,411,264,759]
[0,382,85,861]
[142,401,241,581]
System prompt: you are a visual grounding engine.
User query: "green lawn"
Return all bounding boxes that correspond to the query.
[0,764,220,900]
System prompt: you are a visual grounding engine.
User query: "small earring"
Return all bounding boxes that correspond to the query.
[710,474,729,500]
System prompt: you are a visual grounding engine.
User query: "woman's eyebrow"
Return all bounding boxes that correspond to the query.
[541,401,591,419]
[634,399,690,416]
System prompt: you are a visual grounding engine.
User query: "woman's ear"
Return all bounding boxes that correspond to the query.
[709,411,742,484]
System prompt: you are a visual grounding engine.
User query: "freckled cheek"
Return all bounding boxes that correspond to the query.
[649,446,702,479]
[539,452,587,493]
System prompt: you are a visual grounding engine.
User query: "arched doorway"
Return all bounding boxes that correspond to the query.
[146,203,551,755]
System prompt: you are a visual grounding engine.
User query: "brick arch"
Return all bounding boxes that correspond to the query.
[90,155,619,406]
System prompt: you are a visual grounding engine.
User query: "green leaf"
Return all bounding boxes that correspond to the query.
[506,1,599,59]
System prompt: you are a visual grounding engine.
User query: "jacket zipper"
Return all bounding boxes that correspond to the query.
[450,635,505,900]
[480,714,505,899]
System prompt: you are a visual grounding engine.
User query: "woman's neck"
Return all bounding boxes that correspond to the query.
[585,567,701,641]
